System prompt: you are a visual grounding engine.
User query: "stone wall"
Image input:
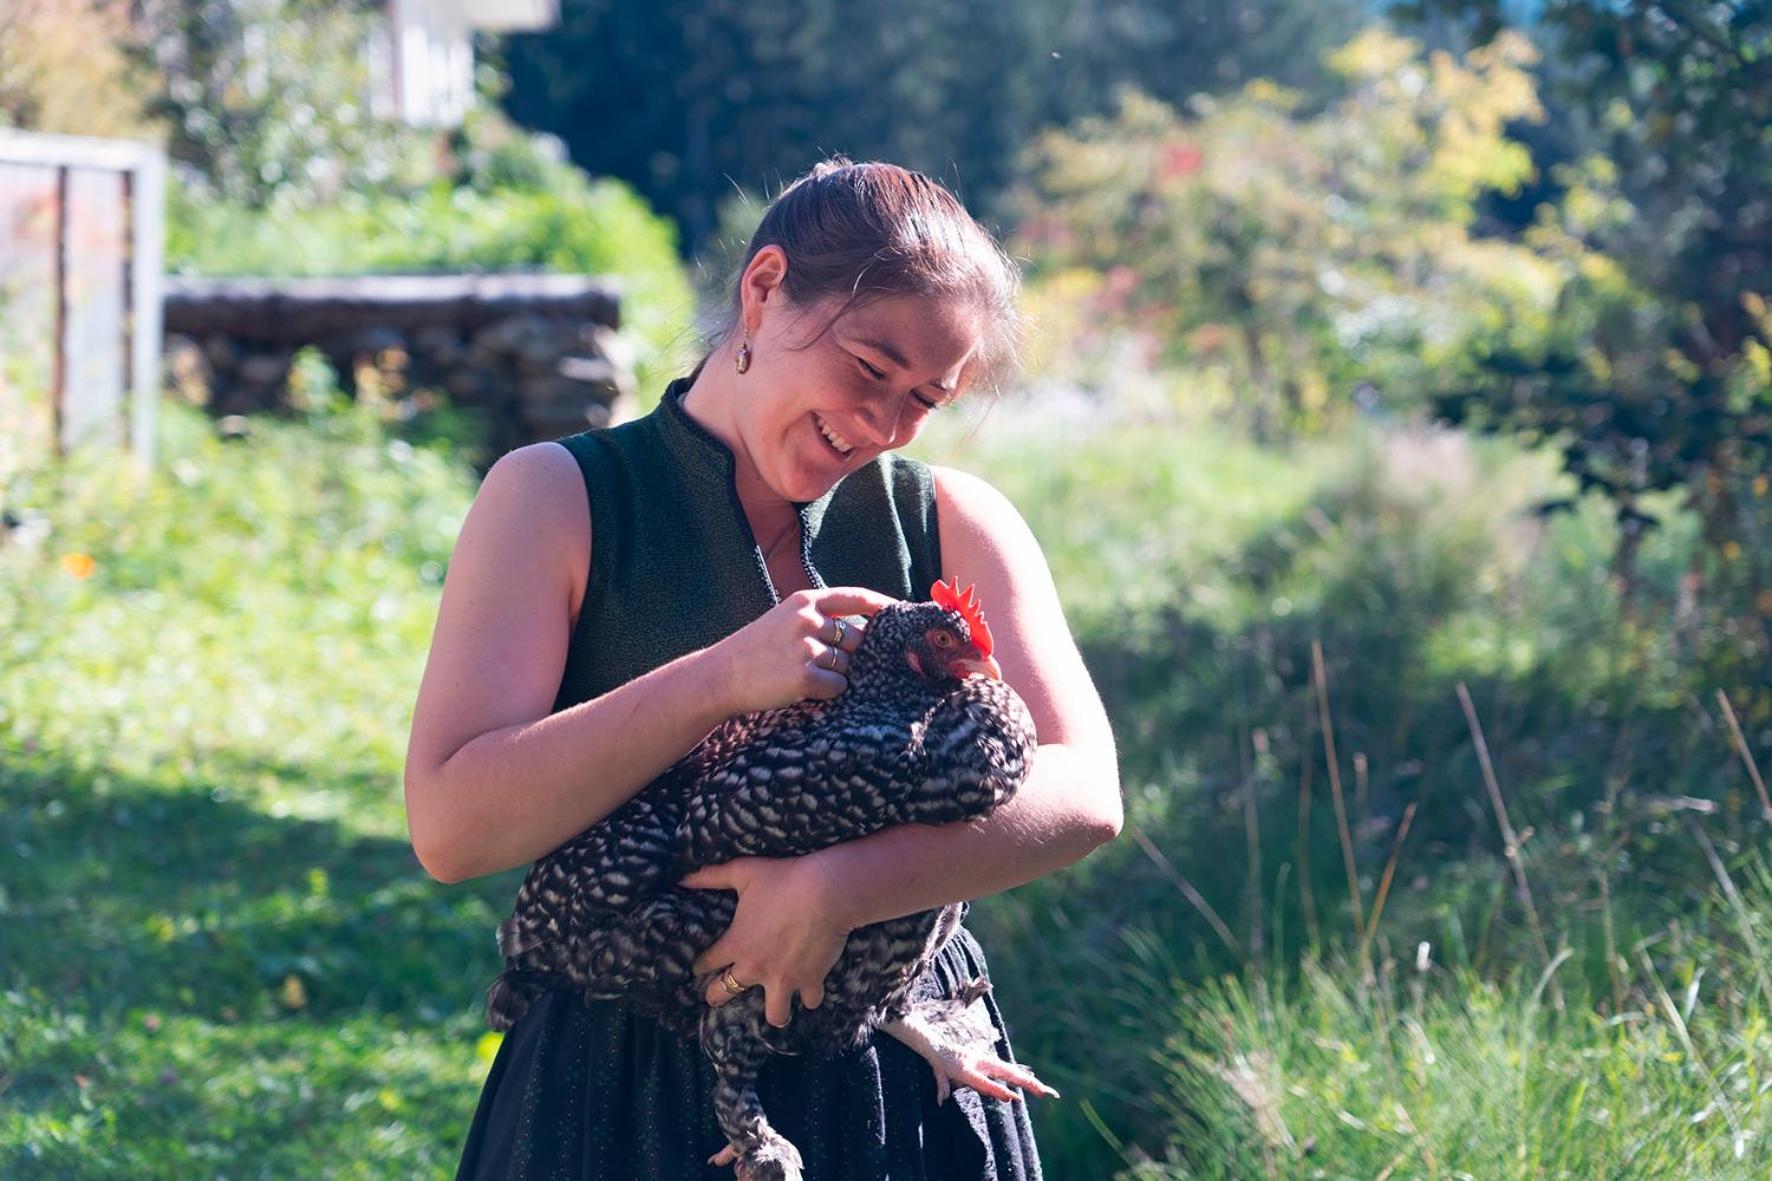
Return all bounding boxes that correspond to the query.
[162,273,635,462]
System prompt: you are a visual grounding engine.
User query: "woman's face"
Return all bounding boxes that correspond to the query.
[745,286,984,503]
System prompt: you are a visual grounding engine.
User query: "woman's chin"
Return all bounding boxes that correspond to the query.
[788,442,853,497]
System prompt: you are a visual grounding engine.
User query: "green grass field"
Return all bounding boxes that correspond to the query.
[3,387,1766,1177]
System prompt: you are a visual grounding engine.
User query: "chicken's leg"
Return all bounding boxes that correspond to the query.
[881,977,1059,1106]
[700,993,805,1181]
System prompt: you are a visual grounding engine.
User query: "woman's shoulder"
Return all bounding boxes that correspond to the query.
[482,440,591,526]
[471,441,592,609]
[923,464,1031,544]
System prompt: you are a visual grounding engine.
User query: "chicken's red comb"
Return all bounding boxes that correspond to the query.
[929,576,994,657]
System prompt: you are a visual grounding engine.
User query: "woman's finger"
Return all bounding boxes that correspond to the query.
[764,984,791,1028]
[702,964,748,1007]
[679,864,731,891]
[808,588,898,618]
[693,931,737,977]
[832,616,866,652]
[805,646,851,698]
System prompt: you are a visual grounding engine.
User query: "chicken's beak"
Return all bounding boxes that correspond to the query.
[951,653,1003,680]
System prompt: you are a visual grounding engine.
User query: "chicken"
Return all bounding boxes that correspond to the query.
[485,578,1054,1180]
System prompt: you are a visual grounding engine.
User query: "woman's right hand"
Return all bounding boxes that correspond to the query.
[707,587,899,715]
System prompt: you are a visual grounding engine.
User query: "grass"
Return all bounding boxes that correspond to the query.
[1122,938,1770,1178]
[3,381,1768,1177]
[0,396,520,1177]
[910,381,1772,1177]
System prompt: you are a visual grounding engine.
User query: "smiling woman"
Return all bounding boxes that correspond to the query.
[410,157,1121,1180]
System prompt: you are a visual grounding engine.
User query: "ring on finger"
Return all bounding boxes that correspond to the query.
[819,647,840,672]
[720,969,747,996]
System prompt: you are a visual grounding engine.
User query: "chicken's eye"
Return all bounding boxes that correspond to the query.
[931,630,956,649]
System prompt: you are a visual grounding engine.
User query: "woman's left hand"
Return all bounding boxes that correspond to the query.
[681,850,853,1027]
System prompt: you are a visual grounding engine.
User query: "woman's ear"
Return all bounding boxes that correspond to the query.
[740,245,790,329]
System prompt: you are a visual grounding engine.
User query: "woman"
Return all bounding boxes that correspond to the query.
[405,158,1122,1180]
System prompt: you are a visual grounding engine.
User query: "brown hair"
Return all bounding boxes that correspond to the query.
[688,157,1026,398]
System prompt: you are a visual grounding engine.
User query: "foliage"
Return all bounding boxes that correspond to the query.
[164,133,702,400]
[1402,3,1772,702]
[1122,925,1771,1177]
[1006,20,1769,718]
[1435,163,1772,584]
[1009,27,1550,438]
[0,0,161,139]
[4,360,1768,1174]
[910,392,1772,1173]
[1405,2,1770,359]
[130,0,435,206]
[499,0,1363,253]
[0,392,517,1176]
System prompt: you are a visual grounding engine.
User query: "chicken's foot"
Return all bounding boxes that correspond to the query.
[882,976,1060,1106]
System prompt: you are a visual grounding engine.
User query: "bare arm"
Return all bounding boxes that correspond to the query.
[403,443,895,884]
[815,742,1115,929]
[685,463,1121,1015]
[403,443,731,884]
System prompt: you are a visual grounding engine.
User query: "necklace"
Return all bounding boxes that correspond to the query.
[756,516,799,559]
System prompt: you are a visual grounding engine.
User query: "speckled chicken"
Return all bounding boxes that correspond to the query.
[486,578,1053,1180]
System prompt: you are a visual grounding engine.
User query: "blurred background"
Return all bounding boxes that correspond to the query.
[1,1,1768,1176]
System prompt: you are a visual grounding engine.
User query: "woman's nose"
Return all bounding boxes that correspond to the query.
[853,400,905,448]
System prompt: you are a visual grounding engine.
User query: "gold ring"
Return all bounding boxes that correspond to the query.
[831,618,847,646]
[720,968,747,996]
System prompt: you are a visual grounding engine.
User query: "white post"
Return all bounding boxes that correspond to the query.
[129,150,165,470]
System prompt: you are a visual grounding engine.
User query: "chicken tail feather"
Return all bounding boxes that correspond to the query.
[486,967,550,1031]
[496,914,542,958]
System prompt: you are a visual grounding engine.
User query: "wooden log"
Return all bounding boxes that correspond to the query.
[163,273,622,340]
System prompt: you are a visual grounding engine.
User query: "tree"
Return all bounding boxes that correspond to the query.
[499,0,1364,254]
[1009,27,1548,437]
[1410,3,1770,669]
[0,0,160,139]
[130,0,432,206]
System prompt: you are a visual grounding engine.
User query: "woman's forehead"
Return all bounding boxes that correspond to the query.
[835,295,983,370]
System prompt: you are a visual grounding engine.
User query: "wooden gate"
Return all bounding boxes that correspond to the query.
[0,130,164,478]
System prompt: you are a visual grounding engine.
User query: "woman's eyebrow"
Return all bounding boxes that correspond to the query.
[848,336,955,393]
[849,336,910,369]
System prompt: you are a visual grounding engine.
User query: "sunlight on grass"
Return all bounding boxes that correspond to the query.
[3,385,1766,1178]
[1,397,517,1176]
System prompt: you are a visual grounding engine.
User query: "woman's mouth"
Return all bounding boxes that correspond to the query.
[812,412,855,456]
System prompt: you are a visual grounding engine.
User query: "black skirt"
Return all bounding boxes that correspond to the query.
[455,924,1043,1180]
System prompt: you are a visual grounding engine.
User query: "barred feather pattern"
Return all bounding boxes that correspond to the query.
[485,600,1038,1180]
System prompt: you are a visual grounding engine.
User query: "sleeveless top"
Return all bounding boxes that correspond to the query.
[453,376,1044,1180]
[552,374,945,703]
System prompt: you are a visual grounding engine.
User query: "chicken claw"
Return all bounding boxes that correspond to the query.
[706,1135,802,1181]
[882,976,1060,1107]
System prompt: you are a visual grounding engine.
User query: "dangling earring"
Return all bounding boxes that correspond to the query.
[734,332,753,375]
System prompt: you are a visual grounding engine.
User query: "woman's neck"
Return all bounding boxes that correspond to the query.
[681,361,801,547]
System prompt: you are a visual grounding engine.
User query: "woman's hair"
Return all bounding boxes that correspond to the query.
[688,157,1026,399]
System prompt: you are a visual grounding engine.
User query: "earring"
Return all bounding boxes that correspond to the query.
[734,332,752,375]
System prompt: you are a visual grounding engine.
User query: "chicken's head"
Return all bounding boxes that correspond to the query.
[851,577,1001,688]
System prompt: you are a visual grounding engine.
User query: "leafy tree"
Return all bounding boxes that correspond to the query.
[130,0,434,206]
[0,0,160,139]
[1009,27,1548,437]
[1408,3,1770,689]
[499,0,1364,252]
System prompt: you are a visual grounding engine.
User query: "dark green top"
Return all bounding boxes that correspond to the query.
[547,374,946,712]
